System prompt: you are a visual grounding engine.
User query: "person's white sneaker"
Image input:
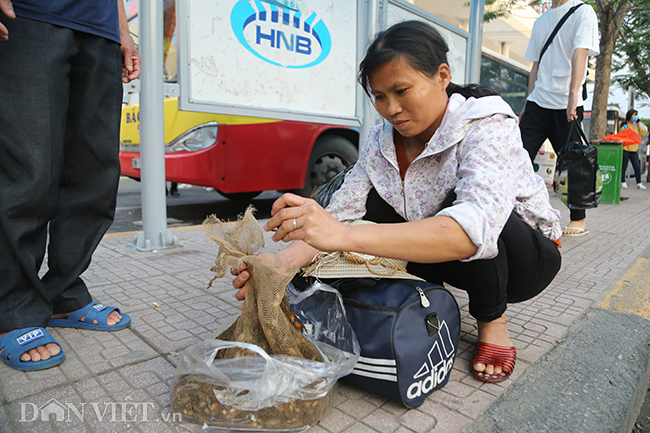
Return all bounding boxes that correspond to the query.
[637,183,647,190]
[621,182,628,189]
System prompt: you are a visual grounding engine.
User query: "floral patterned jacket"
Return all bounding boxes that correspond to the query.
[326,93,562,261]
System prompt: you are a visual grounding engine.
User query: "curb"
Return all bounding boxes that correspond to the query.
[462,243,650,433]
[462,308,650,433]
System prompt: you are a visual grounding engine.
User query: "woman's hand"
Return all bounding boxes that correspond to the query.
[263,193,350,252]
[230,252,293,300]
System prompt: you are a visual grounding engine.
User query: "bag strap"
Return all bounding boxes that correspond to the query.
[565,119,589,147]
[538,3,585,65]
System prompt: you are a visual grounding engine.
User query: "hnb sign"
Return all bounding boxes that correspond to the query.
[231,0,331,68]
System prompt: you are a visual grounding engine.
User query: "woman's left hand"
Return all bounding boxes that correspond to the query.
[264,193,349,252]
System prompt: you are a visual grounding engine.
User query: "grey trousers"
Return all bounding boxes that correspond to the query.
[0,16,122,332]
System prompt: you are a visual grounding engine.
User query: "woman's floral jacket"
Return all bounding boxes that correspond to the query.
[326,93,562,261]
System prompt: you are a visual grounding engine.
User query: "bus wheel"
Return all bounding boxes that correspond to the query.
[295,135,358,197]
[218,191,262,201]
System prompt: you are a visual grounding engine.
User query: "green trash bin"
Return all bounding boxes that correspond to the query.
[592,140,623,204]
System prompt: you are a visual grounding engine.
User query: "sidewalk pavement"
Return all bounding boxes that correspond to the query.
[2,185,650,433]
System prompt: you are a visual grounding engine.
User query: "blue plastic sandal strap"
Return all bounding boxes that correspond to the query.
[78,302,120,325]
[0,328,58,363]
[66,304,91,323]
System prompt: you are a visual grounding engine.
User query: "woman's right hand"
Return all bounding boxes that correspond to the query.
[230,252,294,300]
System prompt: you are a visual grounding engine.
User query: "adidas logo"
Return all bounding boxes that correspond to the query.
[407,321,455,399]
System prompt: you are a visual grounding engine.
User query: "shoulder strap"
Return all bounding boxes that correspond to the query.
[538,3,585,64]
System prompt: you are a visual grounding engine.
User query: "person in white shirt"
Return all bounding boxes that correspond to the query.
[519,0,599,237]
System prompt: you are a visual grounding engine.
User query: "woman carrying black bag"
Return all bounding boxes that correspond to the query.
[232,21,562,384]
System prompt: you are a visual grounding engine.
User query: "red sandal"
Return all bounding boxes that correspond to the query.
[471,341,516,383]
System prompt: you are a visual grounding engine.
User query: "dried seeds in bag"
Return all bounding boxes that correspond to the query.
[171,207,359,431]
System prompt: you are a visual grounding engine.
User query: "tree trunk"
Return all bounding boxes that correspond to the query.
[590,0,632,141]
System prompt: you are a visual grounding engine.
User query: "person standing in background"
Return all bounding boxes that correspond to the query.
[519,0,599,237]
[0,0,139,371]
[620,109,648,190]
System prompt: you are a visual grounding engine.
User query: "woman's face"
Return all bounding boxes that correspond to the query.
[369,57,451,146]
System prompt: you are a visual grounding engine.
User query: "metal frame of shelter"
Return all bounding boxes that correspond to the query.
[134,0,485,251]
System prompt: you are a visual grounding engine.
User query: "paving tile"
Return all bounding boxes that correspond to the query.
[338,384,372,402]
[5,192,650,432]
[393,427,416,433]
[397,409,436,433]
[341,423,379,433]
[418,400,472,433]
[319,408,357,433]
[439,380,478,399]
[516,341,554,363]
[0,405,12,432]
[379,401,408,417]
[361,408,401,433]
[0,367,69,402]
[145,383,169,399]
[434,388,497,418]
[362,392,387,408]
[337,398,378,419]
[305,425,330,433]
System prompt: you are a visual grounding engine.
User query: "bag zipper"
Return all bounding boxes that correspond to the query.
[414,286,430,308]
[344,284,432,311]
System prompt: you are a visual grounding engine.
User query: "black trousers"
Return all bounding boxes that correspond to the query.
[520,101,586,221]
[622,150,642,183]
[0,17,122,332]
[363,189,562,322]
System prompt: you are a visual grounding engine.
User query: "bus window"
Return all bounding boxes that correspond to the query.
[480,54,529,115]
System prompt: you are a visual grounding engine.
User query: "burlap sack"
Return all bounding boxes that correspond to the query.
[172,206,331,430]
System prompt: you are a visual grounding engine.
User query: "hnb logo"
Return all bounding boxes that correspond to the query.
[406,321,455,399]
[17,329,44,346]
[231,0,331,68]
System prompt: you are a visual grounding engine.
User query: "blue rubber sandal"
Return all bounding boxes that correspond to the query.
[47,302,131,331]
[0,327,65,371]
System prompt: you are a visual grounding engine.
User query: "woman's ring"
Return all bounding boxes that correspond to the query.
[292,219,297,230]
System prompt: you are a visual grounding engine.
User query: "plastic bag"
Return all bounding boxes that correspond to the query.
[553,121,602,209]
[312,164,354,208]
[603,128,642,147]
[171,281,360,432]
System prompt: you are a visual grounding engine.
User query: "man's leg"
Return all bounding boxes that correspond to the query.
[546,107,587,232]
[43,32,123,314]
[0,17,77,332]
[520,102,551,161]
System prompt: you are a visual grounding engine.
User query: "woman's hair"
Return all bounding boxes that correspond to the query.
[358,20,497,99]
[625,109,638,122]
